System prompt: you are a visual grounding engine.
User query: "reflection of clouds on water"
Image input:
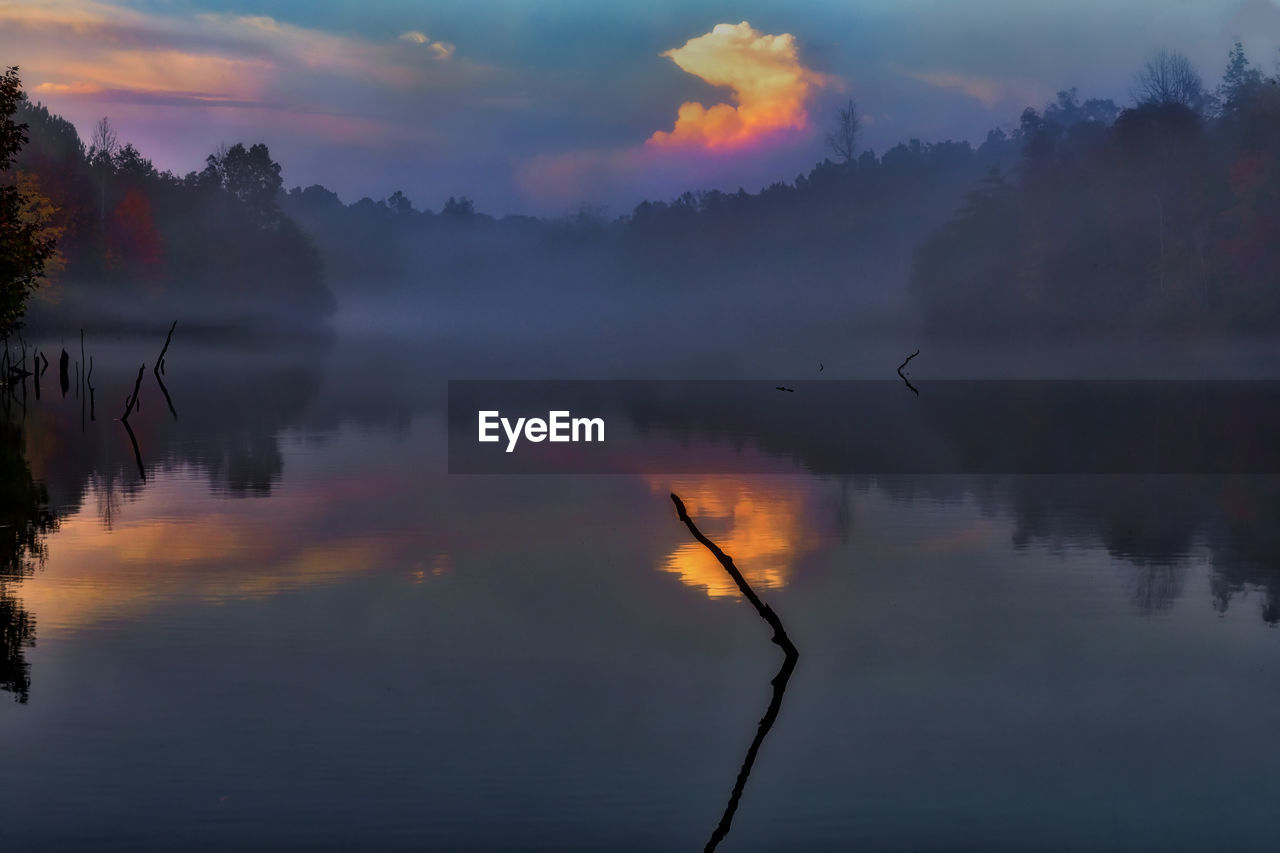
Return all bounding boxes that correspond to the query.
[16,466,454,636]
[647,476,820,598]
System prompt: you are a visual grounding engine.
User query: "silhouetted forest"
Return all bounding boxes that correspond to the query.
[915,46,1280,336]
[9,44,1280,337]
[13,103,333,331]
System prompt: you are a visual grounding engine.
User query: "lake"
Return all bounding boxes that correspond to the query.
[2,330,1278,851]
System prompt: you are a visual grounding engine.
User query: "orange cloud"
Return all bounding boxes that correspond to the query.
[399,30,456,60]
[0,1,464,113]
[33,81,103,96]
[648,21,828,151]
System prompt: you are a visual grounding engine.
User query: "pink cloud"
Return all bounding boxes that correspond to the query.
[648,21,829,151]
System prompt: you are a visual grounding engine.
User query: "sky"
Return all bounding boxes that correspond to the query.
[3,0,1280,215]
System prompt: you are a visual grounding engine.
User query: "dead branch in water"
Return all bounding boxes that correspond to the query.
[669,492,799,853]
[155,320,176,377]
[121,418,146,482]
[897,349,920,396]
[87,356,95,421]
[670,493,797,655]
[153,321,178,420]
[120,364,145,421]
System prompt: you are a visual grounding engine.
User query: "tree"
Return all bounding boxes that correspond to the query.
[826,99,860,163]
[112,143,155,184]
[219,142,283,227]
[89,116,117,156]
[16,171,66,302]
[88,116,117,224]
[1217,41,1263,121]
[1042,88,1119,127]
[1133,50,1211,114]
[106,187,163,275]
[387,190,413,216]
[0,67,56,335]
[442,195,474,218]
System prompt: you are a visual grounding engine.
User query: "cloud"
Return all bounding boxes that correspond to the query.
[902,68,1039,108]
[32,81,267,109]
[398,30,456,60]
[0,2,466,113]
[515,21,830,210]
[648,21,828,151]
[516,147,645,206]
[33,81,103,96]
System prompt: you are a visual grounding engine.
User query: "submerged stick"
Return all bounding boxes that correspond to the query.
[669,493,799,853]
[120,363,145,421]
[121,418,146,482]
[670,493,797,656]
[155,320,176,377]
[705,639,797,853]
[897,349,920,396]
[153,321,178,420]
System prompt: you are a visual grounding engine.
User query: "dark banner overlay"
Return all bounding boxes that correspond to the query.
[447,380,1280,475]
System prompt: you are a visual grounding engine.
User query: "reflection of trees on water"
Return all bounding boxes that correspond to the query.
[89,473,126,531]
[623,383,1280,623]
[1126,562,1187,615]
[23,335,331,520]
[1204,477,1280,624]
[0,335,337,701]
[1,422,58,703]
[1002,475,1197,615]
[859,474,1278,621]
[1001,475,1280,621]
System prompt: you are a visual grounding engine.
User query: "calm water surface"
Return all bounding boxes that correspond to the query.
[2,333,1278,850]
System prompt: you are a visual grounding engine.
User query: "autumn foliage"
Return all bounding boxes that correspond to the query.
[106,187,163,277]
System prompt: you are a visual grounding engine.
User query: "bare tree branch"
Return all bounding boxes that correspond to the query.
[826,98,860,163]
[1133,50,1208,113]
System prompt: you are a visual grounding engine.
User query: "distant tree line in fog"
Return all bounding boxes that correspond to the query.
[9,44,1280,335]
[914,44,1280,336]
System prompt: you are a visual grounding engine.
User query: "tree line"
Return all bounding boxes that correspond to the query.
[5,45,1280,336]
[913,45,1280,336]
[5,71,333,332]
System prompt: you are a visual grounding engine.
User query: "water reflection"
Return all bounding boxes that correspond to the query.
[992,474,1280,621]
[14,464,452,635]
[4,337,1280,846]
[0,421,58,703]
[23,334,329,505]
[648,476,820,598]
[5,337,1280,705]
[626,384,1280,623]
[669,492,801,852]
